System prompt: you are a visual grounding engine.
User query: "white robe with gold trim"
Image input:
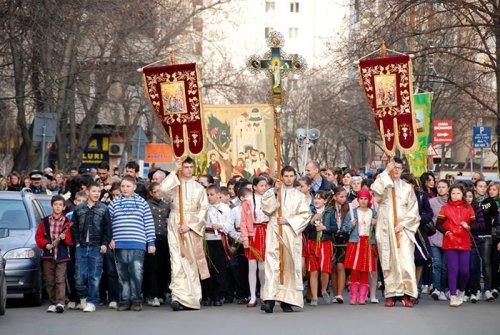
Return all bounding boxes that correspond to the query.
[261,187,311,307]
[371,171,420,298]
[160,172,209,309]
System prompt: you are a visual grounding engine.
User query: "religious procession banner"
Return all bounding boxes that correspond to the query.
[358,55,417,154]
[405,93,433,177]
[143,63,204,158]
[202,104,275,184]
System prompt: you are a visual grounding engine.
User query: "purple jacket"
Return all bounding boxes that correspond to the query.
[429,196,448,247]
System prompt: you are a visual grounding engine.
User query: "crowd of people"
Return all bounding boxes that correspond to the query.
[2,159,500,314]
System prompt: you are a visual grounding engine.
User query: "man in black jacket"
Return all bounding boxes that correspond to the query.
[71,181,111,312]
[305,161,334,195]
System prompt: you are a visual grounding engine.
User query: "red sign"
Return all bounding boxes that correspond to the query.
[433,120,453,144]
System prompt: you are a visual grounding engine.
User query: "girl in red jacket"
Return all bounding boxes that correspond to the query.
[436,184,476,307]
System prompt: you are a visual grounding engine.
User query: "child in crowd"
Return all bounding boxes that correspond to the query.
[331,186,350,303]
[145,182,171,307]
[71,182,111,312]
[464,188,485,303]
[109,176,156,311]
[203,185,232,306]
[305,191,336,306]
[240,176,270,308]
[66,191,87,310]
[436,184,476,307]
[35,195,72,313]
[229,186,252,304]
[342,189,377,305]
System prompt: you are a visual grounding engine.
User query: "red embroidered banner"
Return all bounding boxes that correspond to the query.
[143,63,204,158]
[358,55,416,154]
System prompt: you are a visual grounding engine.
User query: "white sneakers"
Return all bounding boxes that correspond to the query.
[67,301,77,310]
[449,295,460,307]
[438,291,448,301]
[109,301,118,309]
[456,290,465,305]
[83,302,96,312]
[421,285,430,294]
[151,297,161,307]
[484,290,494,301]
[47,304,64,313]
[77,298,87,310]
[470,293,478,303]
[431,289,440,300]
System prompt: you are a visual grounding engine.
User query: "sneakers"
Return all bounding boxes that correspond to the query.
[117,303,131,311]
[151,297,161,307]
[449,295,460,307]
[476,291,483,301]
[456,291,465,306]
[484,290,494,301]
[309,299,318,306]
[322,292,331,305]
[83,302,96,312]
[109,301,118,309]
[77,298,87,310]
[56,303,65,313]
[47,305,57,313]
[470,293,478,303]
[421,285,430,294]
[370,297,379,304]
[463,295,470,303]
[431,289,440,300]
[334,295,344,304]
[438,291,448,301]
[67,301,77,310]
[492,289,499,299]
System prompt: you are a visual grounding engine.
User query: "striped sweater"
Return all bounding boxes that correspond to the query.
[109,193,155,250]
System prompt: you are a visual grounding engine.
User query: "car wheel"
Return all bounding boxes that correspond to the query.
[0,276,6,315]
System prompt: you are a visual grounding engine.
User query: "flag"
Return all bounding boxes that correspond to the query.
[405,93,433,177]
[358,55,417,154]
[143,63,204,158]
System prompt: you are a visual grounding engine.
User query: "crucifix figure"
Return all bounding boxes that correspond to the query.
[248,31,306,106]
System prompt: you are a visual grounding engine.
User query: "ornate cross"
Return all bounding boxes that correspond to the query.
[247,31,306,106]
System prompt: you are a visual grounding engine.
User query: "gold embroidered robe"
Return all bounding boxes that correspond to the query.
[261,187,311,307]
[160,172,209,309]
[371,171,420,298]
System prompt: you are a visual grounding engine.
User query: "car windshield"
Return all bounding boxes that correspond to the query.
[0,199,30,229]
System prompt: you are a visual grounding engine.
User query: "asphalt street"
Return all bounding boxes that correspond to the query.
[0,294,498,335]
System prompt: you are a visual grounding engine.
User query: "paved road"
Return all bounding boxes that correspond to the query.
[0,294,498,335]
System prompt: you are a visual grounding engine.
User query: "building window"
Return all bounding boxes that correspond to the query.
[265,27,274,38]
[290,2,299,13]
[266,1,275,13]
[289,27,298,38]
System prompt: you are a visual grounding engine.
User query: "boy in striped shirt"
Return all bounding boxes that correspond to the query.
[109,175,156,311]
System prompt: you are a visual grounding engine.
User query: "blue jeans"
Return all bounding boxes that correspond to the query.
[115,249,145,304]
[75,245,104,304]
[479,237,492,291]
[430,246,447,291]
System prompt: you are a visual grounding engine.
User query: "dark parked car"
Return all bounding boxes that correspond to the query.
[0,228,7,315]
[0,190,46,306]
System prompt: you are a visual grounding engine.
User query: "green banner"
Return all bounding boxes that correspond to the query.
[405,93,432,178]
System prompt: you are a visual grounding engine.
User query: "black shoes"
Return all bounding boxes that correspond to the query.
[171,300,182,311]
[213,300,223,307]
[261,300,275,313]
[280,302,294,313]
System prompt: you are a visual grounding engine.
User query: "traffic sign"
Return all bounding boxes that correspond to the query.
[380,152,388,162]
[472,126,491,148]
[427,143,438,157]
[433,120,453,144]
